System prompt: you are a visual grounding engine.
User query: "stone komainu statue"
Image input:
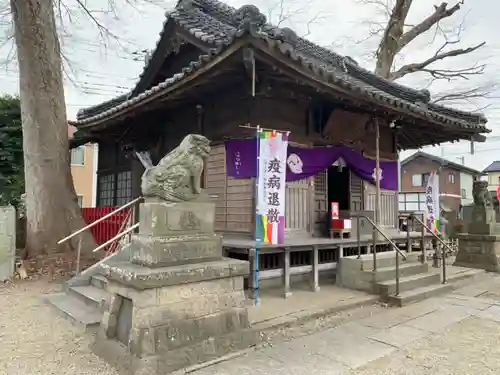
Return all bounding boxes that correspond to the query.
[472,180,492,208]
[140,134,211,203]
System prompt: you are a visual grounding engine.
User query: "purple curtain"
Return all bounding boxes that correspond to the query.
[225,139,398,190]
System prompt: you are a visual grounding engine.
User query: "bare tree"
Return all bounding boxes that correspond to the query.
[266,0,495,107]
[7,0,161,258]
[359,0,495,106]
[8,0,97,257]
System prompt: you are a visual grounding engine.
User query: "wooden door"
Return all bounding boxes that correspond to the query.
[285,179,310,233]
[313,171,328,235]
[365,183,397,228]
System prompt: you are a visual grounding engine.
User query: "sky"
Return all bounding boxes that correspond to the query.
[0,0,499,170]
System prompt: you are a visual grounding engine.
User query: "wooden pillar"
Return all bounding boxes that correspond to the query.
[406,221,412,253]
[420,216,426,263]
[311,246,320,292]
[248,248,257,300]
[283,248,292,298]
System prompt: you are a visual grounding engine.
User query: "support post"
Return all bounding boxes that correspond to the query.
[248,248,258,302]
[442,234,447,284]
[76,235,82,274]
[373,117,381,271]
[283,248,292,298]
[372,227,377,271]
[375,118,381,231]
[311,246,320,292]
[406,218,412,252]
[420,214,426,264]
[356,216,361,258]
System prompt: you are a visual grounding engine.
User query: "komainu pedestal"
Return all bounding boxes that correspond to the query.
[92,198,254,375]
[454,180,500,272]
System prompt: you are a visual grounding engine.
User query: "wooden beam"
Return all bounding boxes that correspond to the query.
[250,40,482,138]
[80,42,248,129]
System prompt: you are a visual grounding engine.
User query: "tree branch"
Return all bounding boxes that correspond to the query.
[389,41,485,80]
[432,83,499,107]
[398,1,464,51]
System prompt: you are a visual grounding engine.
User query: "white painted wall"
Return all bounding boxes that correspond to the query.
[460,172,474,206]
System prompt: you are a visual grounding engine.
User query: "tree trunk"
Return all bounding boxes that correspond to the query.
[10,0,96,257]
[375,0,412,79]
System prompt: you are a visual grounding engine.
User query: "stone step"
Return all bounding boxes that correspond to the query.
[45,293,102,332]
[90,274,108,290]
[69,285,110,309]
[367,262,429,282]
[360,251,420,270]
[377,272,441,298]
[387,282,454,307]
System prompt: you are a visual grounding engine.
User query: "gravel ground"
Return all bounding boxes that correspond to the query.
[0,279,383,375]
[3,277,500,375]
[349,316,500,375]
[0,281,118,375]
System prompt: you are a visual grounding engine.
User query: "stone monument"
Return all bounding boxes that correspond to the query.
[92,135,254,375]
[0,206,15,282]
[454,180,500,272]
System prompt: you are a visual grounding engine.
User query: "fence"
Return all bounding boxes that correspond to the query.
[81,206,132,252]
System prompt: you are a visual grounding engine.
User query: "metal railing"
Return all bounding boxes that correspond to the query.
[57,196,143,274]
[352,213,407,296]
[409,213,454,284]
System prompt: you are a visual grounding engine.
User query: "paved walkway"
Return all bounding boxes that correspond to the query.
[193,274,500,375]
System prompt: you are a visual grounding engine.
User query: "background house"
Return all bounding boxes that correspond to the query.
[399,151,483,215]
[68,125,97,207]
[483,161,500,194]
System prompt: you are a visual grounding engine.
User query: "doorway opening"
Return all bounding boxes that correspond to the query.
[327,165,350,212]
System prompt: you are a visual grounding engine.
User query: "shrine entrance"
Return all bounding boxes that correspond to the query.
[327,165,351,212]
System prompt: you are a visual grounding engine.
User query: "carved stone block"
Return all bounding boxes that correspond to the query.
[139,199,215,237]
[130,233,222,267]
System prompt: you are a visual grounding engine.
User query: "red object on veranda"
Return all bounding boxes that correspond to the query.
[496,185,500,202]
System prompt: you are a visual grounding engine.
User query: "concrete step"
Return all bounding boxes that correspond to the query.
[367,262,429,282]
[90,274,108,290]
[377,272,441,298]
[387,282,454,307]
[45,293,102,332]
[360,251,420,270]
[69,285,110,309]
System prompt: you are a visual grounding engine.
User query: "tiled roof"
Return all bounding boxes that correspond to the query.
[74,0,489,132]
[401,151,484,175]
[483,161,500,173]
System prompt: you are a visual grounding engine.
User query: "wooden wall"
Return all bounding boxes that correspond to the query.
[204,144,254,234]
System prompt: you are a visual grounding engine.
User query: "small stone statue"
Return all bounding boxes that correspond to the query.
[473,180,493,208]
[140,134,211,203]
[469,180,497,234]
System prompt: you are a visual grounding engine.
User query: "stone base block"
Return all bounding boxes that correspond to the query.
[130,233,222,267]
[95,259,252,374]
[454,234,500,272]
[92,328,259,375]
[100,258,249,290]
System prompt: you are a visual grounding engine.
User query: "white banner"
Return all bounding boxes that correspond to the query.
[425,172,440,232]
[256,131,288,244]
